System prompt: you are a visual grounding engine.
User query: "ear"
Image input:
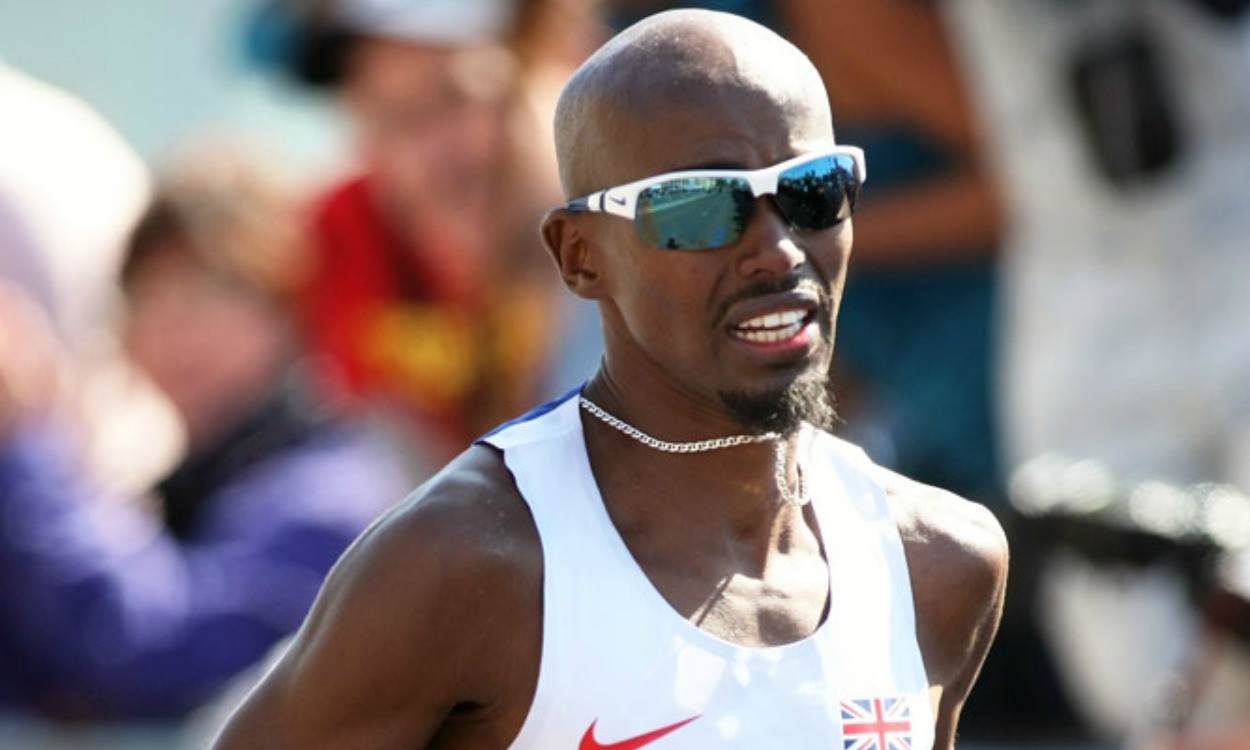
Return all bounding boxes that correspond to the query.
[540,209,607,300]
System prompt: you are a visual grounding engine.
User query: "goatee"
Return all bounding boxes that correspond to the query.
[719,371,838,435]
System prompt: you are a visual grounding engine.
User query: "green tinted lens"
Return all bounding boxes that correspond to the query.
[774,154,858,231]
[635,177,753,250]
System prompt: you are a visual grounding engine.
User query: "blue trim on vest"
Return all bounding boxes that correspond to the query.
[474,386,583,444]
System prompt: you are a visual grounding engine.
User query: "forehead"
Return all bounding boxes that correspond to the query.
[628,91,829,177]
[593,51,832,183]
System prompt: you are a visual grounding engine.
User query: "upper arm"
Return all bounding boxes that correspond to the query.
[928,506,1008,750]
[780,0,982,152]
[884,471,1009,749]
[210,447,543,750]
[779,0,1002,261]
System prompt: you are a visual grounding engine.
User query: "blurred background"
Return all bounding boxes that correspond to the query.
[1,1,1248,748]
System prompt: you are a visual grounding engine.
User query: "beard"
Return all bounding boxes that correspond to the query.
[713,272,842,434]
[719,369,838,435]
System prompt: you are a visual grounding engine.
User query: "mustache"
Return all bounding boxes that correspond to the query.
[712,274,830,329]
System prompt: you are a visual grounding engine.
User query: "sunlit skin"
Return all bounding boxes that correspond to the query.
[541,18,850,514]
[554,103,850,438]
[210,12,1007,750]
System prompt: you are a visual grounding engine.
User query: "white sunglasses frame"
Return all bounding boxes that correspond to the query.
[564,146,867,219]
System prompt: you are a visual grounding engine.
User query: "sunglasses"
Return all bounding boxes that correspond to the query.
[564,147,866,251]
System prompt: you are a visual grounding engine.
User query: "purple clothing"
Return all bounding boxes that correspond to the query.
[0,418,406,718]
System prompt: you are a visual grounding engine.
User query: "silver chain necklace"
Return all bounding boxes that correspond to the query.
[578,395,809,506]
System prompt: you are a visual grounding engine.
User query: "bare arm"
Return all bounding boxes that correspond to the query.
[211,446,542,750]
[780,0,979,150]
[845,169,1000,267]
[779,0,1002,266]
[883,470,1009,750]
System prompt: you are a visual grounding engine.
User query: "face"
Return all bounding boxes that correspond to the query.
[342,36,514,255]
[574,80,852,432]
[123,247,287,449]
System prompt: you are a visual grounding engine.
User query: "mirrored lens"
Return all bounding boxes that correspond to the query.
[635,177,753,250]
[774,154,858,231]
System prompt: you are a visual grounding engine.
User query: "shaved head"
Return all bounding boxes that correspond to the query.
[552,9,833,198]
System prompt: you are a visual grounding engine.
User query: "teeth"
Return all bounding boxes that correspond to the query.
[738,309,805,331]
[732,309,808,343]
[736,323,803,342]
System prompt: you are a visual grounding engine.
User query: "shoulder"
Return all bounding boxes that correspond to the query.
[333,442,542,612]
[878,466,1009,690]
[289,441,543,696]
[211,443,544,746]
[882,468,1008,589]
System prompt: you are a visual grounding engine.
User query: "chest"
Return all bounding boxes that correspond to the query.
[644,544,833,648]
[479,404,936,749]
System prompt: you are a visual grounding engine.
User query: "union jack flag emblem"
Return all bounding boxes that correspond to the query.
[839,697,912,750]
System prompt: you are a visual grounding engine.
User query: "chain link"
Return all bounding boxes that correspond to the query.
[578,396,810,505]
[773,443,808,506]
[579,396,778,452]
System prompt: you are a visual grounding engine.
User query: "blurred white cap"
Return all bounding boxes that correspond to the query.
[336,0,518,44]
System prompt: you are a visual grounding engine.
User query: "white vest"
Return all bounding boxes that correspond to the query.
[482,394,934,750]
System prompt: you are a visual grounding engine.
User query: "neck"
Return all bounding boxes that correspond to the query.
[581,411,814,582]
[580,372,808,519]
[584,368,794,447]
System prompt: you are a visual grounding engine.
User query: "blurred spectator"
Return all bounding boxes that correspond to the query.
[0,143,407,719]
[944,0,1250,743]
[254,0,606,463]
[1162,725,1250,750]
[0,63,147,355]
[605,0,775,26]
[0,62,181,496]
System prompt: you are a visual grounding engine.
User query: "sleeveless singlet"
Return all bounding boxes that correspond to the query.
[481,393,935,750]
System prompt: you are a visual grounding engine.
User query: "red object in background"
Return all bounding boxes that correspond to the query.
[299,175,556,455]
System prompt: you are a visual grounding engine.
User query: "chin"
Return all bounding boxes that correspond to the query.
[718,369,837,435]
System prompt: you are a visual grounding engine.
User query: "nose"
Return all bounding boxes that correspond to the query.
[734,199,806,279]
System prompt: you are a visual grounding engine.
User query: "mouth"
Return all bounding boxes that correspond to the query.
[727,301,822,353]
[730,307,815,344]
[716,278,830,360]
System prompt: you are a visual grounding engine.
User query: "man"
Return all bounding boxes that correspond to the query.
[212,10,1008,749]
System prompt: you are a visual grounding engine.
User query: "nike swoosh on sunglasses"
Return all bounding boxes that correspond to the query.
[564,146,866,251]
